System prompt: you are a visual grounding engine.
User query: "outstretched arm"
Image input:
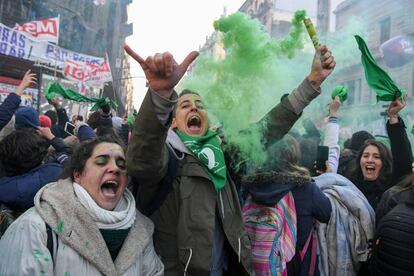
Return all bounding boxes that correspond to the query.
[0,70,36,131]
[263,45,336,145]
[124,45,198,208]
[324,97,341,173]
[386,96,413,180]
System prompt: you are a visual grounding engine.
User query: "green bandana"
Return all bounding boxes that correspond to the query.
[176,129,227,192]
[331,85,348,102]
[44,82,118,111]
[355,35,405,102]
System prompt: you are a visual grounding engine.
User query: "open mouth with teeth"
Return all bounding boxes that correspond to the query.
[365,165,376,172]
[187,115,202,131]
[363,165,379,180]
[100,180,119,199]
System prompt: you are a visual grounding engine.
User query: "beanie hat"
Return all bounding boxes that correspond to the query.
[15,107,40,129]
[39,115,52,128]
[350,131,374,151]
[75,122,97,142]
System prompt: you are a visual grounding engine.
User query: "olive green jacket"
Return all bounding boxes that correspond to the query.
[127,78,320,275]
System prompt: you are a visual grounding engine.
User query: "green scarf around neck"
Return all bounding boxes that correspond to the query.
[176,129,227,192]
[355,35,405,102]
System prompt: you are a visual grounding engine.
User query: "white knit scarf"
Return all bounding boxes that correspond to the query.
[73,183,136,230]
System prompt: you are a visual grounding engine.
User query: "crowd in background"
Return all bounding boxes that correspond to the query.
[0,44,413,276]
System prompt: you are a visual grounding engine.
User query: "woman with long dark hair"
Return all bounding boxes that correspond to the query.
[350,97,412,210]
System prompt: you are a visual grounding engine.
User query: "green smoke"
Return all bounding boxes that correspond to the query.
[180,11,308,166]
[296,16,368,137]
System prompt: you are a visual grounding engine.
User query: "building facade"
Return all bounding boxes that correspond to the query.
[0,0,133,115]
[333,0,414,107]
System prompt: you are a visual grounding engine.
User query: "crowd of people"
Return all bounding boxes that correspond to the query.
[0,42,413,276]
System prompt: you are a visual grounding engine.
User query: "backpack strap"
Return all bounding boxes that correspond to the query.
[46,223,54,263]
[45,222,57,265]
[299,228,317,276]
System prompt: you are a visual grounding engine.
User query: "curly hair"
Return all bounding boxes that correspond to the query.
[65,135,125,181]
[350,139,393,187]
[0,129,50,176]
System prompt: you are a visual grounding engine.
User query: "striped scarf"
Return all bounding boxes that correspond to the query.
[243,192,297,276]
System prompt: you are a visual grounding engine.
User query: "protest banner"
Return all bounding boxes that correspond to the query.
[63,55,112,87]
[0,22,112,88]
[15,17,59,44]
[0,23,32,59]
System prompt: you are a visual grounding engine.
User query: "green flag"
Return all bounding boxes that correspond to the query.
[176,129,227,192]
[355,35,405,102]
[331,85,348,102]
[44,82,118,111]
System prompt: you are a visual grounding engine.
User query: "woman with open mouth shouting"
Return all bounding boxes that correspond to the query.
[0,135,164,276]
[349,96,413,210]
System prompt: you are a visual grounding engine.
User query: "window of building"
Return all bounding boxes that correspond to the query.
[345,80,355,106]
[380,17,391,44]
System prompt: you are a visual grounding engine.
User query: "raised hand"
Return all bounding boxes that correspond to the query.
[16,70,37,96]
[307,45,336,89]
[329,96,341,117]
[388,95,407,124]
[36,127,55,140]
[124,45,199,98]
[48,97,61,109]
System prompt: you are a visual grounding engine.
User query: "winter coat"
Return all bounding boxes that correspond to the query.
[376,179,414,223]
[0,93,20,132]
[0,163,63,211]
[245,173,331,276]
[0,178,164,276]
[0,132,72,211]
[314,173,375,276]
[127,78,322,275]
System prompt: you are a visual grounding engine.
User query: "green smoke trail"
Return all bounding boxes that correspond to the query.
[295,16,368,137]
[180,11,307,166]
